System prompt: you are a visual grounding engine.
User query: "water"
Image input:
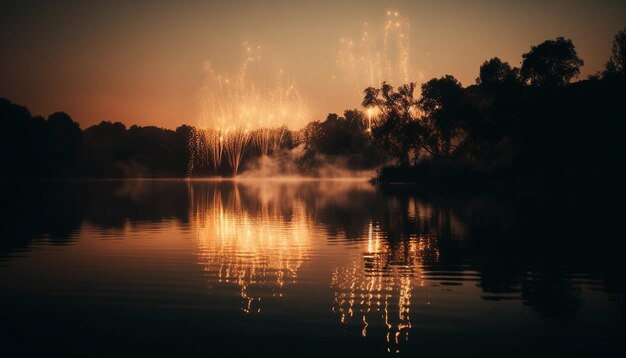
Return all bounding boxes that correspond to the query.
[0,180,623,357]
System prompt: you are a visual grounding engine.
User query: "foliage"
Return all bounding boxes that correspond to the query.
[521,37,584,86]
[476,57,520,88]
[362,82,419,167]
[298,110,384,172]
[1,99,81,178]
[605,26,626,76]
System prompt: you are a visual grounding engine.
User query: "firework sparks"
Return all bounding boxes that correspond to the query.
[193,44,308,175]
[337,11,411,95]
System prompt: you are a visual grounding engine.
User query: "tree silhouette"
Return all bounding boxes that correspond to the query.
[605,26,626,75]
[0,99,82,178]
[521,37,584,86]
[361,85,383,111]
[362,82,419,167]
[418,75,466,158]
[476,57,520,88]
[46,112,82,176]
[299,110,381,170]
[1,98,31,177]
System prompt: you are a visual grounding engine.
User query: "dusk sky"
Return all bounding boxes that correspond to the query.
[1,0,625,129]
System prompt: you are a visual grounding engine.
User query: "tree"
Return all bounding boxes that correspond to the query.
[476,57,519,87]
[418,75,466,158]
[343,109,366,131]
[0,99,83,178]
[1,98,31,176]
[46,112,82,176]
[605,26,626,75]
[521,37,584,86]
[362,82,419,167]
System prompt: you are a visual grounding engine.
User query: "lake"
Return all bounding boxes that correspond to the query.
[0,179,623,357]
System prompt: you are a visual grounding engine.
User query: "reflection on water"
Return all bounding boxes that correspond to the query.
[189,182,311,313]
[0,180,624,356]
[332,222,440,353]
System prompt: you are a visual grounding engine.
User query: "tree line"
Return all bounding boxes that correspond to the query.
[1,27,625,181]
[365,30,626,183]
[0,104,193,178]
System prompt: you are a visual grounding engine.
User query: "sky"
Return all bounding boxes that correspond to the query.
[1,0,625,129]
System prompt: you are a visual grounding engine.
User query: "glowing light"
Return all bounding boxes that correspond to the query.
[365,106,382,132]
[331,221,439,354]
[192,43,309,175]
[366,107,374,132]
[337,11,410,103]
[190,183,312,313]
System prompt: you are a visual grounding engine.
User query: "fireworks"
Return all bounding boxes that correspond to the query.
[337,11,411,96]
[192,43,308,176]
[335,11,411,133]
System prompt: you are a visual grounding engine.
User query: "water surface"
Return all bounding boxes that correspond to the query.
[0,180,623,356]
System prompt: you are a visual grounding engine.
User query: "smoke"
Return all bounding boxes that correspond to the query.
[239,145,303,178]
[115,160,150,179]
[239,144,376,179]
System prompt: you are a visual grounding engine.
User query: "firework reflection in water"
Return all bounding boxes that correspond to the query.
[331,221,439,354]
[190,183,311,313]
